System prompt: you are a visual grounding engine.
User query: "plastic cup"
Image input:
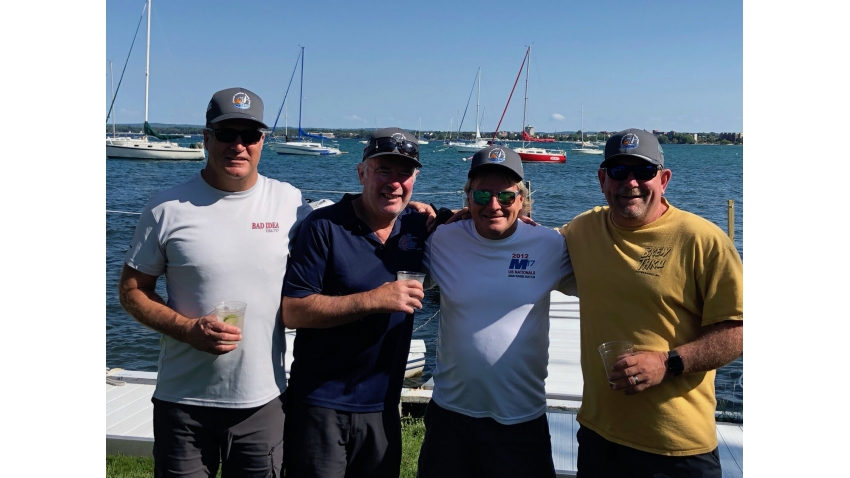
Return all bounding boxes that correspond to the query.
[396,271,426,285]
[215,301,247,344]
[598,340,634,384]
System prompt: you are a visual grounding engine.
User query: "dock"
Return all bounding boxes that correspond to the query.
[107,292,742,476]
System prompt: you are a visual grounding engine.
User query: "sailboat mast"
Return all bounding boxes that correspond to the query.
[298,46,304,139]
[522,47,530,146]
[110,60,116,138]
[144,0,151,124]
[581,104,584,144]
[475,67,481,139]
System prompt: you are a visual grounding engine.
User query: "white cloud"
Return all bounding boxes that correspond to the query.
[346,115,366,122]
[551,113,565,121]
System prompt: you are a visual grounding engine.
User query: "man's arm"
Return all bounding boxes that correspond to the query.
[117,264,241,354]
[610,320,743,394]
[282,280,424,329]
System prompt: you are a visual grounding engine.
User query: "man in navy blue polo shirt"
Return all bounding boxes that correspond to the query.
[281,127,430,478]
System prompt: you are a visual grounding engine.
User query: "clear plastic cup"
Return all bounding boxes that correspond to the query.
[214,301,247,344]
[396,271,426,285]
[598,340,634,384]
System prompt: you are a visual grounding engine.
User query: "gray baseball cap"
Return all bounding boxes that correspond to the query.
[468,145,524,181]
[362,127,422,167]
[600,128,664,167]
[205,87,268,128]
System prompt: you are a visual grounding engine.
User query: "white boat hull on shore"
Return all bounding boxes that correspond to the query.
[106,138,206,160]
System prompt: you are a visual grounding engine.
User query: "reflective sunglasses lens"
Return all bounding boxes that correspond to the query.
[633,165,658,180]
[606,166,626,180]
[471,190,492,205]
[496,191,517,205]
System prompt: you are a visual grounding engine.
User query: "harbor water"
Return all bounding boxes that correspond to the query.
[105,139,743,419]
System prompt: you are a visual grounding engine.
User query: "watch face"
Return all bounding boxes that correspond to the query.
[668,351,684,376]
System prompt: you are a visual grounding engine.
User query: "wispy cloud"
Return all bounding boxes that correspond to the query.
[551,113,565,121]
[346,115,366,122]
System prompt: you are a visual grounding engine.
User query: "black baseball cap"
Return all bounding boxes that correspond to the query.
[205,87,267,128]
[362,127,422,168]
[600,128,664,167]
[468,145,524,181]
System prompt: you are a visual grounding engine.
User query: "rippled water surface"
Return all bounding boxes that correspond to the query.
[106,139,744,417]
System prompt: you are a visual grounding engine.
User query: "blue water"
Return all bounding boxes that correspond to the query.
[105,139,743,417]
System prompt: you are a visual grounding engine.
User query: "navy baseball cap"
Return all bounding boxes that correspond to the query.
[468,145,524,181]
[205,87,267,128]
[600,128,664,167]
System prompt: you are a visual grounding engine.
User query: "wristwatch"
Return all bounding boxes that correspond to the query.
[667,350,684,376]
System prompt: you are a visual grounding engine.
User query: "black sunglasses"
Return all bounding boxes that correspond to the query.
[604,164,662,181]
[206,128,264,144]
[364,137,419,161]
[470,189,519,206]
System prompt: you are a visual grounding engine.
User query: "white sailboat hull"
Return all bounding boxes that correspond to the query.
[451,139,490,152]
[105,138,205,160]
[571,148,603,155]
[268,141,341,156]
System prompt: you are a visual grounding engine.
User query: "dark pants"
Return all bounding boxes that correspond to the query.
[576,425,721,478]
[283,400,402,478]
[417,401,556,478]
[152,395,285,478]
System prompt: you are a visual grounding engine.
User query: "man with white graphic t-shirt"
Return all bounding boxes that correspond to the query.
[417,145,576,478]
[118,87,313,478]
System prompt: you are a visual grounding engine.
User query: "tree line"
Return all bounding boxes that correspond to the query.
[106,125,743,145]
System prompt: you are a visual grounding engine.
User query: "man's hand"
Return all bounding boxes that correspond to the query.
[369,281,425,315]
[408,201,437,230]
[183,313,242,355]
[609,351,668,395]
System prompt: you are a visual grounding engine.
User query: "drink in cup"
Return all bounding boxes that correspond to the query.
[396,271,426,285]
[215,301,247,344]
[598,340,634,385]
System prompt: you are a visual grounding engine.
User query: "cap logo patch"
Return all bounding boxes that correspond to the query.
[391,132,406,141]
[488,148,506,163]
[619,133,639,153]
[232,92,251,110]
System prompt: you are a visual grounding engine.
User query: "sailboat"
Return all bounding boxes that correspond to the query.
[267,47,342,156]
[105,0,205,161]
[451,67,490,153]
[415,118,429,145]
[513,47,566,163]
[571,105,603,155]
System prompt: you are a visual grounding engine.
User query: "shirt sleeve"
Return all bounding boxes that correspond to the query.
[283,214,330,298]
[123,203,166,277]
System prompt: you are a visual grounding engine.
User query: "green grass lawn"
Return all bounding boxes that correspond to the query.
[106,415,425,478]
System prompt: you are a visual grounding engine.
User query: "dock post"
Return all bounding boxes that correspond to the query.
[727,200,734,240]
[526,180,532,220]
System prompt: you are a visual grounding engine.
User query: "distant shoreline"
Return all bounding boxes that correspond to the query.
[106,125,743,146]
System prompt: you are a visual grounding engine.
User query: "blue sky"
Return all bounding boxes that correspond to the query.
[105,0,742,133]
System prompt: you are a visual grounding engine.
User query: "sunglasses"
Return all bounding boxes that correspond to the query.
[364,137,419,161]
[206,128,264,144]
[604,164,662,181]
[470,189,519,206]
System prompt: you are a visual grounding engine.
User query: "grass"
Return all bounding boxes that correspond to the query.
[106,415,425,478]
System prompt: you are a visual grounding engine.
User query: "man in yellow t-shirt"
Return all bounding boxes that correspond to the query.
[559,128,743,478]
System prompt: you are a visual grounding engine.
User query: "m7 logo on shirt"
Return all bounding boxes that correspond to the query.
[508,254,536,278]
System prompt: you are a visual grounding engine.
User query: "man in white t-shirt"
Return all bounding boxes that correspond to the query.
[417,145,576,478]
[118,87,313,478]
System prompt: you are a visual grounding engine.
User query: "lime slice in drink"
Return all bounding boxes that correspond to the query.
[223,314,240,325]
